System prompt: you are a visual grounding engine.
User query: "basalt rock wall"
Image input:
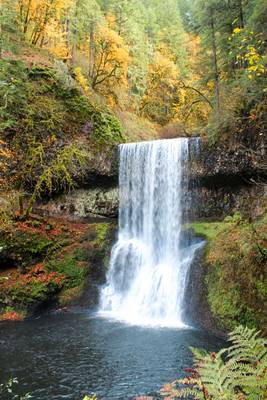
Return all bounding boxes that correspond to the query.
[35,138,266,221]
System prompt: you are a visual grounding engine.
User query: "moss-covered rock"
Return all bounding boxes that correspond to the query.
[0,217,116,319]
[0,59,125,195]
[189,212,267,334]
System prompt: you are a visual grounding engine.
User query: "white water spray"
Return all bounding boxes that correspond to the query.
[99,138,200,327]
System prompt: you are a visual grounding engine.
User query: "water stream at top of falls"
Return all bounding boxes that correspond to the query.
[99,138,201,328]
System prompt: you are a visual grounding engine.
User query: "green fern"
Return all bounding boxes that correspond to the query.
[163,325,267,400]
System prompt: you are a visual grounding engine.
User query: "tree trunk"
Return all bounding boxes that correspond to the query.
[65,16,71,63]
[238,0,244,28]
[210,10,220,112]
[0,8,3,59]
[71,1,79,65]
[89,21,95,79]
[23,0,32,34]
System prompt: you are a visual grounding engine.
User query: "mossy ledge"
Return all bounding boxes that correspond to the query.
[0,216,116,320]
[188,212,267,334]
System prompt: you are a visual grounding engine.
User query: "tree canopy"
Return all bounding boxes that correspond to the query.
[0,0,266,136]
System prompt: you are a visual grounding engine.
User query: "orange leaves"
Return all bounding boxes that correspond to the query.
[18,264,64,287]
[0,310,24,321]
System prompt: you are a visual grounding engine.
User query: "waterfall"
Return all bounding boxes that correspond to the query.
[99,138,200,327]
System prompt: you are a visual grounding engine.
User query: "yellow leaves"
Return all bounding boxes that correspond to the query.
[248,65,257,72]
[106,13,116,29]
[0,140,12,159]
[230,28,267,80]
[233,27,241,34]
[149,51,179,86]
[44,19,69,60]
[157,42,175,61]
[97,26,121,45]
[18,0,73,48]
[207,80,215,89]
[0,140,13,182]
[74,67,90,94]
[141,50,185,124]
[92,25,130,89]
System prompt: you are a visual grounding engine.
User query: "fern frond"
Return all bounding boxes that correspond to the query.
[171,386,205,399]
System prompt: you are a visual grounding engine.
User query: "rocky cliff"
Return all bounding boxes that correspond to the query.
[36,137,266,221]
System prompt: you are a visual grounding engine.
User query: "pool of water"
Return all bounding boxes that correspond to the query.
[0,311,224,399]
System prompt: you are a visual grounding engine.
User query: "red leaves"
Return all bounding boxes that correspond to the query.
[249,113,257,121]
[0,262,65,292]
[210,352,217,360]
[0,311,24,321]
[22,264,65,287]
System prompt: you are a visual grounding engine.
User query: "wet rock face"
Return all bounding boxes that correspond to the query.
[186,138,267,220]
[76,147,119,186]
[190,134,266,182]
[37,137,266,220]
[190,143,253,181]
[186,182,266,221]
[35,187,119,219]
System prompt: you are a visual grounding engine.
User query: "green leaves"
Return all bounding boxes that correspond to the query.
[163,325,267,400]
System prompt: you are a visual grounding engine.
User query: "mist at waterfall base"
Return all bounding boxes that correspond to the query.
[0,138,225,400]
[99,138,202,327]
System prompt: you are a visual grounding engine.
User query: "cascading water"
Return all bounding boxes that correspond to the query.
[99,138,201,327]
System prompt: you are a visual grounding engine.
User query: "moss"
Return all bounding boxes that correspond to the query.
[0,218,116,317]
[7,280,56,304]
[1,58,124,196]
[93,223,110,245]
[58,285,84,307]
[191,213,267,333]
[65,95,125,146]
[90,222,116,269]
[0,230,53,262]
[189,221,229,241]
[45,248,88,289]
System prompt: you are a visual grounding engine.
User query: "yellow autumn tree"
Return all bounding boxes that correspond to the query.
[90,25,130,93]
[173,33,211,131]
[17,0,72,48]
[44,17,69,60]
[141,51,180,125]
